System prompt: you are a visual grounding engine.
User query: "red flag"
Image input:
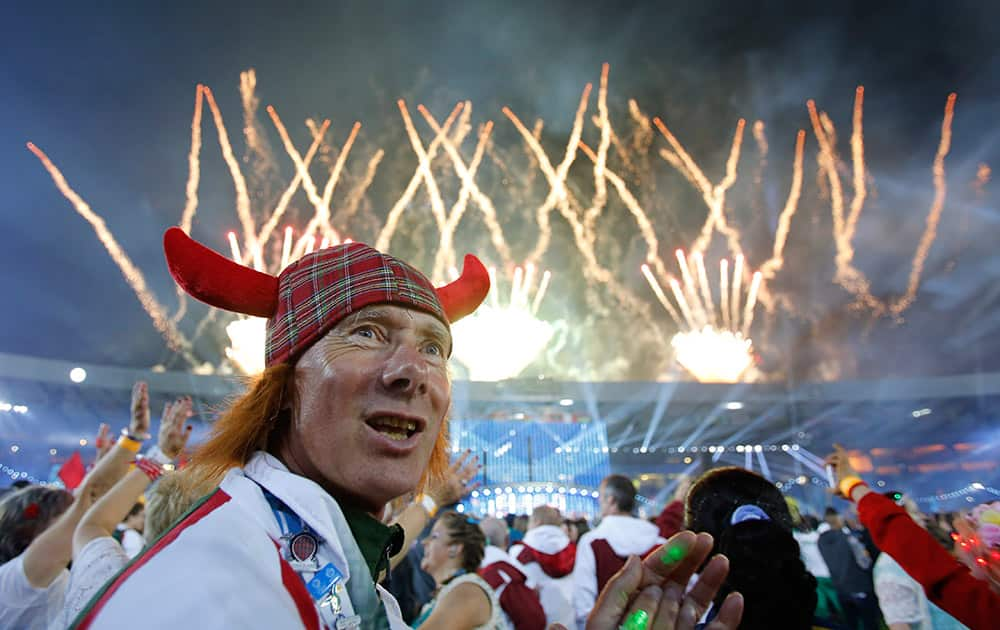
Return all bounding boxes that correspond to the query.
[58,451,86,490]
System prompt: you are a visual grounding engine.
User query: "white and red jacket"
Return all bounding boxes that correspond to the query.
[478,545,545,630]
[69,452,408,629]
[509,525,576,628]
[572,515,665,629]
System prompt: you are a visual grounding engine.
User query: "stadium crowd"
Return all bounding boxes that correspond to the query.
[1,232,997,629]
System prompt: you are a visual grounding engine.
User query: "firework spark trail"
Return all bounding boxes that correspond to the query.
[658,148,700,189]
[531,270,552,315]
[332,148,385,228]
[741,272,763,337]
[256,119,329,262]
[293,122,360,257]
[503,82,592,266]
[652,116,748,262]
[202,87,260,270]
[668,277,698,330]
[845,87,868,247]
[693,252,718,327]
[808,97,878,306]
[416,107,498,282]
[720,259,731,331]
[675,249,708,327]
[578,141,671,282]
[583,63,612,233]
[731,254,744,330]
[417,106,513,278]
[397,100,449,235]
[171,84,206,325]
[505,88,655,324]
[641,265,683,327]
[266,105,336,235]
[759,130,806,280]
[891,92,957,316]
[239,70,279,187]
[593,113,635,175]
[375,102,463,252]
[699,119,748,257]
[26,142,194,358]
[306,121,361,252]
[179,85,205,235]
[752,120,768,175]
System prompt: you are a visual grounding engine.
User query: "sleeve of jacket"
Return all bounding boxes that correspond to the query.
[858,492,1000,630]
[572,532,597,630]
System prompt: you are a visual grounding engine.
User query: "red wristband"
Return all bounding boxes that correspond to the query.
[134,458,163,482]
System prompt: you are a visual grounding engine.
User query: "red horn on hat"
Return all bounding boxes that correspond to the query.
[436,254,490,322]
[163,227,279,318]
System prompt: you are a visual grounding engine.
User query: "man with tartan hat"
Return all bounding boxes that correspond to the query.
[72,228,489,630]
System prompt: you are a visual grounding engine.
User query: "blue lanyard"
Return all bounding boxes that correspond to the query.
[256,485,361,628]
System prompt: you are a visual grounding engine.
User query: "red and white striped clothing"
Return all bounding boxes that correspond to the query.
[70,452,408,629]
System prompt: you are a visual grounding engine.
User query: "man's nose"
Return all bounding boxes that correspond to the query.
[380,342,427,396]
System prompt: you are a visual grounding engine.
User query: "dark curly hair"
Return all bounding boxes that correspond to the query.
[0,485,73,563]
[437,511,486,573]
[686,467,817,630]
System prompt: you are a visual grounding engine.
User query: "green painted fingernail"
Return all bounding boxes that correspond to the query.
[662,544,685,565]
[621,609,650,630]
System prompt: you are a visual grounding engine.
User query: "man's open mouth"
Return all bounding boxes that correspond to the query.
[365,416,421,442]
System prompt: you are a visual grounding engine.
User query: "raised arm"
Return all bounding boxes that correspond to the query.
[828,444,1000,630]
[73,394,192,556]
[20,382,153,587]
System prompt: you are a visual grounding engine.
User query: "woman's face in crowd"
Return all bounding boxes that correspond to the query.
[421,519,456,576]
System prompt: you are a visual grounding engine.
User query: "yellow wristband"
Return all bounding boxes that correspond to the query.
[117,435,143,453]
[838,476,866,500]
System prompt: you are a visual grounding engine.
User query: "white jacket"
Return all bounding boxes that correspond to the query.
[509,525,575,629]
[572,515,665,629]
[70,452,408,629]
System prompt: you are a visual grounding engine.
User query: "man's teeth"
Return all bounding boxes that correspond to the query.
[371,417,417,440]
[375,417,417,432]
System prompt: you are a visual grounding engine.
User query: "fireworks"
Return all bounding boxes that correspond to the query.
[27,66,970,382]
[642,252,762,383]
[451,265,558,381]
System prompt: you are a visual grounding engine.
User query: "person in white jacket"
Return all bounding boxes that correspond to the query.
[71,228,489,629]
[572,474,666,629]
[509,506,576,628]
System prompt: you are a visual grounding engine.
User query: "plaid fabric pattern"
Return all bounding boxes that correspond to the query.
[265,242,446,366]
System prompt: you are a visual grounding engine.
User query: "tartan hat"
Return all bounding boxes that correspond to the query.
[162,227,490,366]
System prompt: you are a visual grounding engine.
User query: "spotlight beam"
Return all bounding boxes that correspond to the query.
[640,383,677,451]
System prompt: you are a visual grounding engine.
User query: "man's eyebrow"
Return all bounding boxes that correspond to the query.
[339,308,388,328]
[419,319,451,344]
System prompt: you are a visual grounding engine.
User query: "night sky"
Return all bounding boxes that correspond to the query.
[3,0,999,377]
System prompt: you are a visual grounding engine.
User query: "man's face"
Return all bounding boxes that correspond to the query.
[598,482,614,517]
[287,304,451,513]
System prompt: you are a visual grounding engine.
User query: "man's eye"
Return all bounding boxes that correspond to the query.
[424,342,444,356]
[354,326,377,338]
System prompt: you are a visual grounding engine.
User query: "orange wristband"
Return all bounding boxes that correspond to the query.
[839,476,866,500]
